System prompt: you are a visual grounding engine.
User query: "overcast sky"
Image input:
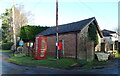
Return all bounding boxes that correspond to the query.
[0,0,119,31]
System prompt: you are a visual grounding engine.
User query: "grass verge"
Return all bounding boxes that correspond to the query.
[8,56,76,69]
[7,55,112,69]
[115,53,120,58]
[0,50,13,53]
[80,60,111,69]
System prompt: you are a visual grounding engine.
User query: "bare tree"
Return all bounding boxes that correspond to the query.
[14,6,29,36]
[11,4,33,51]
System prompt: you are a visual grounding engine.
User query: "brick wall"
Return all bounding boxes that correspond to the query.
[45,23,98,60]
[46,32,77,58]
[46,25,95,60]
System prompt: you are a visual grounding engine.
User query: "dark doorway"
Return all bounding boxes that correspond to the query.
[101,43,105,52]
[115,41,118,50]
[110,44,113,50]
[118,42,120,54]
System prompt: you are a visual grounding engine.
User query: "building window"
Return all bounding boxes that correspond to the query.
[110,37,112,39]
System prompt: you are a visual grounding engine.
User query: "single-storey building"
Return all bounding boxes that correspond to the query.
[37,17,103,60]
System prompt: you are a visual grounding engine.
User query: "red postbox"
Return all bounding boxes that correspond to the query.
[34,35,47,59]
[58,43,62,50]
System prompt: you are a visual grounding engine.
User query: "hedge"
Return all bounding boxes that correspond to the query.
[20,25,49,42]
[2,42,14,50]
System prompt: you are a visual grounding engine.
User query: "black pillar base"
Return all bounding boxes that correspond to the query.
[118,42,120,54]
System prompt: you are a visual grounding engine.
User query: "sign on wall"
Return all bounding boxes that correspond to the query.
[19,40,24,46]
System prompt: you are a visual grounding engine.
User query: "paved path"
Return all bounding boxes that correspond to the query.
[0,52,119,75]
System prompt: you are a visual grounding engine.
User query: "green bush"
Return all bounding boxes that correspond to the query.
[20,25,49,42]
[88,24,98,47]
[2,42,14,50]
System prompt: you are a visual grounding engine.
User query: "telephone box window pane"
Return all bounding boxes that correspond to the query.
[41,40,46,50]
[40,51,44,57]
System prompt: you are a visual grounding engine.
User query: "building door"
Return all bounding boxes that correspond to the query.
[101,43,105,52]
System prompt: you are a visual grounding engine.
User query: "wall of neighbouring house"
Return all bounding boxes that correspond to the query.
[101,37,112,51]
[95,30,101,51]
[101,36,119,52]
[46,32,77,58]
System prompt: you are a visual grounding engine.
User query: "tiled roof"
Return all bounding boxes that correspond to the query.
[38,17,95,36]
[102,29,116,37]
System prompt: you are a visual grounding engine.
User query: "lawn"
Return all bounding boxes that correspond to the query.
[8,56,76,69]
[7,55,111,69]
[115,53,120,58]
[0,50,13,53]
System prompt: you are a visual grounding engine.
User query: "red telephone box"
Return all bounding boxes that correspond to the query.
[34,35,47,59]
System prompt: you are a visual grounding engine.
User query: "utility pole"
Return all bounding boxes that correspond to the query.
[56,0,59,59]
[12,0,17,51]
[118,2,120,53]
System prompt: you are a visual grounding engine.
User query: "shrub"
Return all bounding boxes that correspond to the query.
[2,42,14,50]
[88,24,98,47]
[20,25,49,42]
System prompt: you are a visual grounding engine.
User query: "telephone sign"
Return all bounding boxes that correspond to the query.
[19,40,24,46]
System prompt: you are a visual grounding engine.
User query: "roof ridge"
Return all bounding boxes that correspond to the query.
[59,17,95,26]
[49,17,95,27]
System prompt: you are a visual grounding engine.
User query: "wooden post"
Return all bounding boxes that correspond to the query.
[118,1,120,53]
[27,42,30,56]
[12,0,17,51]
[62,40,64,57]
[56,0,59,59]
